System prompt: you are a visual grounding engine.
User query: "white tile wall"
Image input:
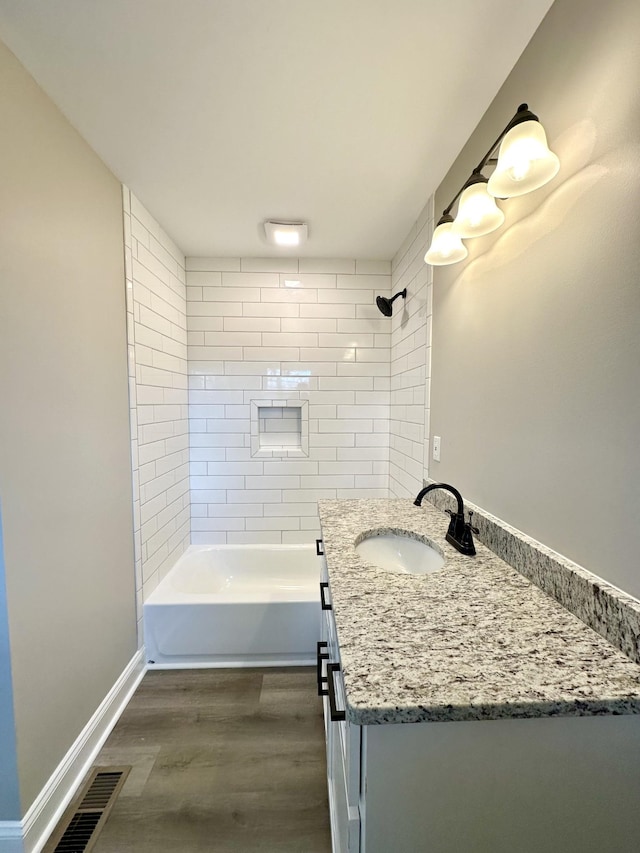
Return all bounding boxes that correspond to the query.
[187,258,392,543]
[123,188,190,637]
[389,198,434,499]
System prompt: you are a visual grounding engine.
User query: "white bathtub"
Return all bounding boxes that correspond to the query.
[143,544,320,667]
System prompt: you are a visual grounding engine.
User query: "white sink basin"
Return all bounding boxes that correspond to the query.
[356,532,445,575]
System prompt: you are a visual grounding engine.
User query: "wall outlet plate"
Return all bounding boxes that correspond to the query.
[432,435,441,462]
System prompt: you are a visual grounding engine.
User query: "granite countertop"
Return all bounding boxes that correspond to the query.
[318,498,640,725]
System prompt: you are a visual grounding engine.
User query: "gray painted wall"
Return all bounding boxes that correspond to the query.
[0,509,21,822]
[430,0,640,596]
[0,39,137,812]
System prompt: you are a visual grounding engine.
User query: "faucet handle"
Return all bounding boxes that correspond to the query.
[467,511,479,534]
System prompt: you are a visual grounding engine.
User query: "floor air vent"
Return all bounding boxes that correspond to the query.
[43,766,130,853]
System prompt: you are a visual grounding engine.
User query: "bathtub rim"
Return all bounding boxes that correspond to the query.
[146,657,317,670]
[145,542,319,605]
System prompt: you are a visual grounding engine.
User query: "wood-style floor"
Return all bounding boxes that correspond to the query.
[90,667,331,852]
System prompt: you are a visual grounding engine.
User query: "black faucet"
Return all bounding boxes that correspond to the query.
[413,483,478,556]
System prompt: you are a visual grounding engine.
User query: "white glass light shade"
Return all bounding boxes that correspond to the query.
[424,221,468,266]
[452,182,505,238]
[487,120,559,198]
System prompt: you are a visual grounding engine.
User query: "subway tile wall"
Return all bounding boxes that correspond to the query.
[187,258,392,543]
[123,188,190,635]
[389,199,434,498]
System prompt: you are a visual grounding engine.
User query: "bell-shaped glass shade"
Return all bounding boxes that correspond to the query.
[424,221,468,266]
[488,120,559,198]
[452,182,505,238]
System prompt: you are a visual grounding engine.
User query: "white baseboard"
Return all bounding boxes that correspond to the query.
[0,649,146,853]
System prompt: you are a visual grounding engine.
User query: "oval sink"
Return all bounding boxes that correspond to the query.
[356,532,445,575]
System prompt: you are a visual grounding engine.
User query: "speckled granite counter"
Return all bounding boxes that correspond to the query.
[318,498,640,725]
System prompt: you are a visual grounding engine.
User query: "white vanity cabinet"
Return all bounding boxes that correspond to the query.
[316,541,640,853]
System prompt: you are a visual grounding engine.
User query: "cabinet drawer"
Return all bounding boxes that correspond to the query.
[317,534,361,836]
[327,660,361,808]
[318,548,328,582]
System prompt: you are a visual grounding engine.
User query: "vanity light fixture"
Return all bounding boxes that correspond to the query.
[488,106,560,198]
[424,216,468,266]
[452,175,504,238]
[264,220,308,247]
[424,104,559,266]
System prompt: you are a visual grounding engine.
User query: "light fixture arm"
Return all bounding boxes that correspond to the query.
[440,104,535,220]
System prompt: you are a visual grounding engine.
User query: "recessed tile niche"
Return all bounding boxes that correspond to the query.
[250,400,309,458]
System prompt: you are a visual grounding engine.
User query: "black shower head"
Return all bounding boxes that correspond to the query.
[376,289,407,317]
[376,295,393,316]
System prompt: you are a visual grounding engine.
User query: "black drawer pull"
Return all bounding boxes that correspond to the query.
[316,641,329,696]
[320,582,332,611]
[316,538,324,556]
[327,662,346,722]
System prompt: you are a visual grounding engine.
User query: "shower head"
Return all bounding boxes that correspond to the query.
[376,295,393,316]
[376,289,407,317]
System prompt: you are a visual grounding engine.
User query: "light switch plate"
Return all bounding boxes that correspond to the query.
[432,435,441,462]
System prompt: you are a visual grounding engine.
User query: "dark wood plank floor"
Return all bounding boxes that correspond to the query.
[90,667,331,852]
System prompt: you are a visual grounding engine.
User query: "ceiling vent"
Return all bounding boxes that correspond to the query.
[264,220,308,247]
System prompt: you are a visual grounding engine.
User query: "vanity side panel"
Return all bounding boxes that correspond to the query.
[363,716,640,853]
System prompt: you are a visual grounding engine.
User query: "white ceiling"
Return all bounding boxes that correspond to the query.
[0,0,554,259]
